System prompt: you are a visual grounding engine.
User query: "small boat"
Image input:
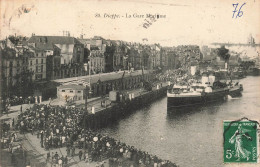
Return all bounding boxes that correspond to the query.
[167,73,229,108]
[228,82,243,98]
[247,67,260,76]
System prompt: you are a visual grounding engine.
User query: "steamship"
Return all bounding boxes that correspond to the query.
[167,72,229,108]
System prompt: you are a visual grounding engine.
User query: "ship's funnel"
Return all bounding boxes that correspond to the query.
[225,62,228,69]
[201,76,209,85]
[191,66,196,76]
[208,75,215,86]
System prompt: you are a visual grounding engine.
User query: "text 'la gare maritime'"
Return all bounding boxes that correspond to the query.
[103,13,166,19]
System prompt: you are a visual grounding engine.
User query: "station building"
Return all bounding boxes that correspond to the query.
[53,70,153,100]
[57,84,85,101]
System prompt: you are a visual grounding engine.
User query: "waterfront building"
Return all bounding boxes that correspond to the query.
[53,70,152,98]
[28,35,85,79]
[111,40,128,71]
[149,44,162,69]
[57,84,86,101]
[28,35,84,64]
[1,43,34,97]
[26,46,47,81]
[163,47,179,69]
[78,36,107,73]
[138,45,150,70]
[127,45,139,70]
[89,49,105,74]
[1,48,23,97]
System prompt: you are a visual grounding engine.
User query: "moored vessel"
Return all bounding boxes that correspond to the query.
[167,72,229,108]
[228,82,243,98]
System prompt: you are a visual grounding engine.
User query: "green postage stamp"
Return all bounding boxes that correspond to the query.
[223,120,258,163]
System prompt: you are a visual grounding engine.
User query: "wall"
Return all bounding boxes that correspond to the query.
[28,51,46,81]
[57,88,84,101]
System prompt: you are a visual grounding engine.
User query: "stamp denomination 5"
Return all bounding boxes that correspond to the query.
[223,120,258,163]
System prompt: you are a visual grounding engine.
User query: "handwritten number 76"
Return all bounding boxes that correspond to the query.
[232,3,246,18]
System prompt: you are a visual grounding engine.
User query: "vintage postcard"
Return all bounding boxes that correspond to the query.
[0,0,260,167]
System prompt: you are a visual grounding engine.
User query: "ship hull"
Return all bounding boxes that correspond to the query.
[247,68,260,76]
[229,86,243,98]
[167,89,228,109]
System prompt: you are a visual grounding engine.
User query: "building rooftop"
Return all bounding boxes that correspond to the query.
[57,84,85,90]
[28,35,81,44]
[53,70,150,86]
[27,35,82,51]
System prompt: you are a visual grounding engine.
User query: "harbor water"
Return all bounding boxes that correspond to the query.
[99,76,260,167]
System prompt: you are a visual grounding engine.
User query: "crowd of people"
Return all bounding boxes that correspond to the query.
[154,69,187,83]
[1,119,16,150]
[4,96,37,106]
[1,118,32,166]
[15,104,178,167]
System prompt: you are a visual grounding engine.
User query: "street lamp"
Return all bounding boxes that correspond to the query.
[83,63,92,112]
[83,62,93,150]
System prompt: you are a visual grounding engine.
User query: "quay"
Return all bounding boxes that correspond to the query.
[51,70,170,128]
[1,79,175,167]
[83,84,168,129]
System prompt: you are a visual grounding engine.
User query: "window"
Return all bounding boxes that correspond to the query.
[30,60,32,66]
[41,59,43,64]
[78,91,81,93]
[77,54,80,62]
[42,53,43,57]
[41,65,43,72]
[35,74,42,80]
[62,90,65,92]
[36,59,38,64]
[70,90,73,93]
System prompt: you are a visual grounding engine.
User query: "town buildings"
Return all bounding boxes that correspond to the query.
[27,35,85,80]
[78,36,106,74]
[2,33,243,100]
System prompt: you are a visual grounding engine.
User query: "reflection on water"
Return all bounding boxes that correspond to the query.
[99,76,260,167]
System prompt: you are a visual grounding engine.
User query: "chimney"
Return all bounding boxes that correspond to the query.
[80,34,83,39]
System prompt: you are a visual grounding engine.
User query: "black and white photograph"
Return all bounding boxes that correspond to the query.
[0,0,260,166]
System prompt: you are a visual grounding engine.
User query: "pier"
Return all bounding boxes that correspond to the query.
[83,84,168,129]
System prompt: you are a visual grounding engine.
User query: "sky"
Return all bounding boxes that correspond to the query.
[1,0,260,46]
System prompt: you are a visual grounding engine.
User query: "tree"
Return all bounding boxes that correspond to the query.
[12,70,34,97]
